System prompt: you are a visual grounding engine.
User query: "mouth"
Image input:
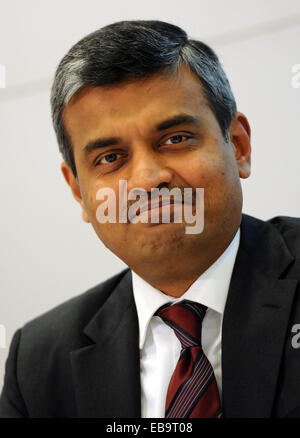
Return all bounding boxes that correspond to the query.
[128,198,187,222]
[139,198,179,214]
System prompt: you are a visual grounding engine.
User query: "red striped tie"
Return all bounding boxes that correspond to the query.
[155,299,222,418]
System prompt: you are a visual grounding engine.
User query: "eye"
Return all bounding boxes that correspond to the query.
[164,134,189,145]
[96,153,120,166]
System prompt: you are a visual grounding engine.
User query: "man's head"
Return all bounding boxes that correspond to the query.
[50,20,251,288]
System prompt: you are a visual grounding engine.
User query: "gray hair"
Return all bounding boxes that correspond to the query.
[50,20,237,179]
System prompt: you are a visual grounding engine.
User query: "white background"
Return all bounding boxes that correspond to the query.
[0,0,300,392]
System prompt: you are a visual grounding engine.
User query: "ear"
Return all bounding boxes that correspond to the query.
[228,112,251,179]
[61,161,90,223]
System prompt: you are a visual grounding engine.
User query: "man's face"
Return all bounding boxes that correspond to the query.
[61,65,251,274]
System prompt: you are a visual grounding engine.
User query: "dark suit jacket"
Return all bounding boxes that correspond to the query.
[1,213,300,418]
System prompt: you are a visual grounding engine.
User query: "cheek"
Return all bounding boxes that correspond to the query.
[81,181,117,216]
[177,151,225,189]
[81,183,127,246]
[179,149,240,213]
[81,186,98,219]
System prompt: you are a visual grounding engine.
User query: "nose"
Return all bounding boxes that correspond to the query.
[127,147,173,193]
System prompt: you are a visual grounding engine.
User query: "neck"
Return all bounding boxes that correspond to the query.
[130,227,238,298]
[131,248,220,298]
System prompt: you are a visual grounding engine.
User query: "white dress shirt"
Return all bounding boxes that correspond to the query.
[131,228,241,418]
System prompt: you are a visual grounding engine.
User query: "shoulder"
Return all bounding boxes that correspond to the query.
[267,215,300,256]
[242,213,300,252]
[19,268,130,352]
[267,215,300,234]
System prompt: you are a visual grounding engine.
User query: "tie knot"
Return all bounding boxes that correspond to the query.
[155,299,207,348]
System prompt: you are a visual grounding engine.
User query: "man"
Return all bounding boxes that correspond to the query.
[1,20,300,418]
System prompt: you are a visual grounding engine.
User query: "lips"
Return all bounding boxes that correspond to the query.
[139,198,180,215]
[127,194,193,222]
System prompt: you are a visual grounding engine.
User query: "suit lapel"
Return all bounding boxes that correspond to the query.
[222,214,298,417]
[70,269,141,418]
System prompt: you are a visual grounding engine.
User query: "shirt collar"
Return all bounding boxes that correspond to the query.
[132,227,240,349]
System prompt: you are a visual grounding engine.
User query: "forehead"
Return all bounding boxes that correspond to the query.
[62,64,209,149]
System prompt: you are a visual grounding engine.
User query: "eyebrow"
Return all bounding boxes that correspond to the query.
[82,113,201,158]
